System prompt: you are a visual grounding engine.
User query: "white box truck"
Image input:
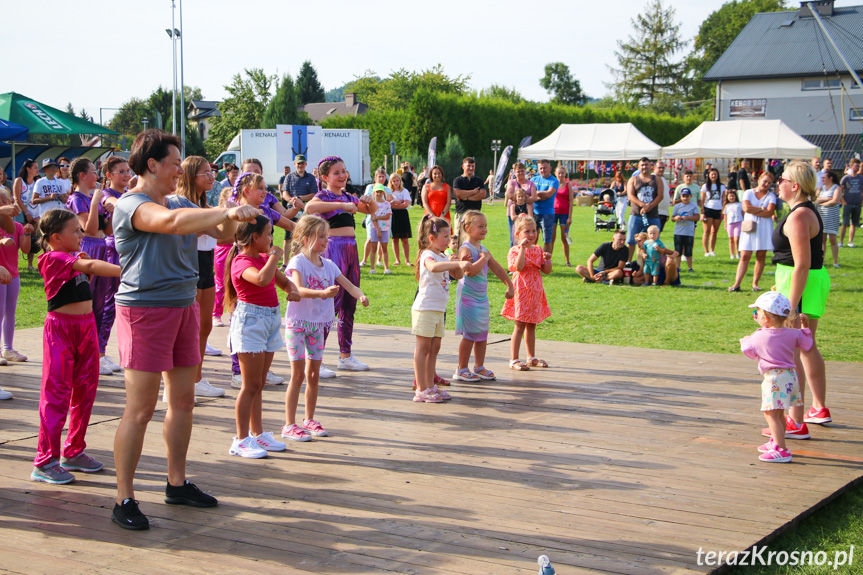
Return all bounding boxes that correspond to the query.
[214,127,371,187]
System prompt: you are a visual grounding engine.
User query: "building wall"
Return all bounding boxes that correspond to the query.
[718,76,863,136]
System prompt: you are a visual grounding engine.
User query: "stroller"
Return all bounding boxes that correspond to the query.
[594,189,617,232]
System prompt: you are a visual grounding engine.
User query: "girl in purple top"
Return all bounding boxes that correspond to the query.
[65,158,117,375]
[304,156,377,372]
[99,157,132,373]
[33,209,121,485]
[740,291,813,464]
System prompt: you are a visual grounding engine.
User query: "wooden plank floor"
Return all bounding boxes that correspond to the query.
[0,323,861,575]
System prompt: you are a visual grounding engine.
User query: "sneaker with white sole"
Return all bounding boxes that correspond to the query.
[281,424,312,442]
[103,355,122,372]
[213,315,226,327]
[231,373,242,389]
[254,432,287,451]
[194,379,225,397]
[302,419,328,437]
[2,349,28,362]
[0,386,11,400]
[204,343,222,356]
[98,357,113,376]
[319,366,337,379]
[31,462,75,484]
[759,447,792,463]
[265,370,285,385]
[229,436,268,459]
[337,355,369,371]
[60,452,104,472]
[848,243,856,248]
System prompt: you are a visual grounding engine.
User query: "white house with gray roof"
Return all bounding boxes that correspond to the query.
[704,0,862,165]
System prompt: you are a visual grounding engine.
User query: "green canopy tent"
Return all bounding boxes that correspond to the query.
[0,92,119,176]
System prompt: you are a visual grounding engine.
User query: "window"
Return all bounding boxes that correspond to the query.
[802,78,842,90]
[851,109,862,121]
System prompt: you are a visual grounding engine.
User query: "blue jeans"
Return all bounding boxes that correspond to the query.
[627,215,661,245]
[535,213,555,244]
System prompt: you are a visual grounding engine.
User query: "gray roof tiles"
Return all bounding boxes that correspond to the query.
[704,5,863,81]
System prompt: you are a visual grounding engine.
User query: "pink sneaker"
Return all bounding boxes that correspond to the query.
[761,415,810,439]
[280,424,311,442]
[413,389,443,403]
[804,406,832,424]
[302,419,328,437]
[759,447,792,463]
[758,439,778,453]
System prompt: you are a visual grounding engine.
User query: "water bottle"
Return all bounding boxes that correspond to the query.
[537,555,556,575]
[641,213,649,227]
[564,231,573,245]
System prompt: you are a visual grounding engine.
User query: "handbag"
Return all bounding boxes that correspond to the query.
[742,220,757,233]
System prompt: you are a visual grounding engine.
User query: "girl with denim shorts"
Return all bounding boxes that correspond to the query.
[282,216,369,441]
[225,215,301,459]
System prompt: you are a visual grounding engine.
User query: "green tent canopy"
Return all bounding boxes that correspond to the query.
[0,92,118,135]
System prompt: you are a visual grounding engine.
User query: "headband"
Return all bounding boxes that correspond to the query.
[317,155,343,168]
[230,171,258,203]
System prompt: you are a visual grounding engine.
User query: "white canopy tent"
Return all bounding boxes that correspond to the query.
[661,120,821,159]
[517,123,662,161]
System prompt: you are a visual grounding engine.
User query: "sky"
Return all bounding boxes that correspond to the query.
[3,0,859,124]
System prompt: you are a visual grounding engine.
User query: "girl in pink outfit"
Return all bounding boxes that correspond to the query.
[740,291,813,464]
[33,209,121,484]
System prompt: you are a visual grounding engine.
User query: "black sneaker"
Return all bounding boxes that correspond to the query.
[164,480,218,507]
[112,498,149,530]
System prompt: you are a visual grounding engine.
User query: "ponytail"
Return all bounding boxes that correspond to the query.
[223,214,271,312]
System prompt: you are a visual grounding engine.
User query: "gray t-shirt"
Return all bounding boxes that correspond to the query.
[840,174,863,206]
[113,192,199,308]
[672,202,700,237]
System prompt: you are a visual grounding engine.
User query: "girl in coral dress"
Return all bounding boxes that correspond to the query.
[501,215,552,371]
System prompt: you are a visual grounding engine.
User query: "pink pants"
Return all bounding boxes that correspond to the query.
[35,311,100,468]
[213,243,231,317]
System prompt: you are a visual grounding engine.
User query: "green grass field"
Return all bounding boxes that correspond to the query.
[12,203,863,570]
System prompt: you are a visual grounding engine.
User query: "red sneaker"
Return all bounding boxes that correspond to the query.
[761,415,810,439]
[804,406,832,424]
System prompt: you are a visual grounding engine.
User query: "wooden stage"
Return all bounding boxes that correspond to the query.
[0,323,861,574]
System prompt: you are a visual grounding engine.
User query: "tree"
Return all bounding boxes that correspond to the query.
[205,68,276,157]
[685,0,787,101]
[344,65,470,110]
[606,0,688,105]
[296,61,325,105]
[539,63,588,106]
[262,73,310,128]
[478,84,525,104]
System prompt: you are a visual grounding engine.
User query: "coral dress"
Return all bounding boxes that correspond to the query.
[426,183,451,223]
[501,245,550,324]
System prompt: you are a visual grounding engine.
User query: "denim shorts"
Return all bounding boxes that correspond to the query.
[535,213,555,242]
[553,213,570,227]
[626,215,661,245]
[229,301,284,353]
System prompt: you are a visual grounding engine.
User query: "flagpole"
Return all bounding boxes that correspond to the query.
[178,0,185,156]
[170,0,177,135]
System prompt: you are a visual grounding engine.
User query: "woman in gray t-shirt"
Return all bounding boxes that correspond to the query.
[108,130,259,531]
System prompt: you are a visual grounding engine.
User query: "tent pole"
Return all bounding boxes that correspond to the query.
[11,143,15,181]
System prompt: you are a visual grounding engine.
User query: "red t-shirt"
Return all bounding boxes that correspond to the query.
[230,254,278,308]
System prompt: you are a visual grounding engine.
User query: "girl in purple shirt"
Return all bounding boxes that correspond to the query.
[740,291,813,464]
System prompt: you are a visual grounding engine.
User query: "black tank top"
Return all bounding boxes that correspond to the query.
[772,201,823,269]
[47,274,93,311]
[632,175,658,217]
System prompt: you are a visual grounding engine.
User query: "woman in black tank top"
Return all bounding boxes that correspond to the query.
[774,161,832,428]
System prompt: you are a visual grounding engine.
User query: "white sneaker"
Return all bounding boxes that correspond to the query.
[319,366,337,379]
[838,242,843,247]
[231,373,242,389]
[265,370,285,385]
[103,355,122,372]
[99,357,113,376]
[849,243,856,248]
[204,343,222,356]
[337,355,369,371]
[194,379,225,397]
[0,386,12,400]
[254,432,287,452]
[229,436,268,459]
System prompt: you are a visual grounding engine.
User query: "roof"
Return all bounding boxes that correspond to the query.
[704,4,863,81]
[299,101,368,123]
[189,100,220,110]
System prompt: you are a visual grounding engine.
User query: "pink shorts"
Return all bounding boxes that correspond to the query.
[116,303,201,372]
[726,221,742,238]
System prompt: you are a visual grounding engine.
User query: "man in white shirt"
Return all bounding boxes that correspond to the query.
[654,161,672,232]
[31,158,68,216]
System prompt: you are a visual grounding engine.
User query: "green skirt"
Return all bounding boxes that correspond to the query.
[775,264,830,319]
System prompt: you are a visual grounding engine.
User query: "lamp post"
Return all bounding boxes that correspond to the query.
[490,139,501,204]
